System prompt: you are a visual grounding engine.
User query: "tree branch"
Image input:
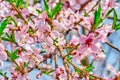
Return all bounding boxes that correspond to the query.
[106,41,120,52]
[58,46,72,80]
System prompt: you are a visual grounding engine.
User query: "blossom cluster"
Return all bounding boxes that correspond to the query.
[0,0,120,80]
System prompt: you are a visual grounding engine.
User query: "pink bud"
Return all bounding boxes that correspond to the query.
[36,73,42,79]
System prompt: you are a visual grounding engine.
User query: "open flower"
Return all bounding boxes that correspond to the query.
[79,33,101,53]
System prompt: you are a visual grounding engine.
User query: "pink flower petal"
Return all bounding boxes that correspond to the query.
[79,44,88,53]
[79,35,87,43]
[91,44,99,52]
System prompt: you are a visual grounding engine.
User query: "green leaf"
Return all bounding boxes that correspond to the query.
[11,31,16,42]
[85,62,95,73]
[24,62,29,68]
[116,0,120,2]
[7,0,14,3]
[9,49,19,60]
[0,70,7,77]
[113,9,117,29]
[94,18,103,28]
[94,4,102,29]
[40,49,46,54]
[43,0,52,18]
[9,17,18,27]
[94,4,101,25]
[89,75,94,79]
[104,8,114,19]
[75,68,81,74]
[53,38,59,45]
[43,0,62,19]
[16,0,23,7]
[1,32,16,43]
[113,23,120,30]
[0,18,9,36]
[43,0,49,12]
[1,37,13,42]
[50,2,62,18]
[36,9,42,14]
[97,4,101,19]
[15,66,19,70]
[84,11,88,17]
[67,55,72,62]
[34,0,37,4]
[43,70,53,75]
[19,0,29,8]
[27,28,35,36]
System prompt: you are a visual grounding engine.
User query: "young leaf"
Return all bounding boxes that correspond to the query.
[67,55,72,62]
[43,0,52,18]
[53,38,59,45]
[9,16,18,27]
[36,9,42,14]
[97,4,101,19]
[16,0,23,7]
[0,18,9,36]
[94,4,102,29]
[85,62,95,73]
[0,70,7,77]
[1,37,13,42]
[113,23,120,30]
[94,4,101,24]
[11,31,16,42]
[1,32,16,43]
[43,0,49,12]
[8,49,19,60]
[113,9,117,29]
[84,11,88,17]
[50,2,62,18]
[43,70,53,75]
[104,8,114,19]
[40,49,46,54]
[24,62,29,68]
[94,18,103,28]
[75,68,81,74]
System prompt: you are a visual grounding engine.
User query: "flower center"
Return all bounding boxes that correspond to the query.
[85,38,93,46]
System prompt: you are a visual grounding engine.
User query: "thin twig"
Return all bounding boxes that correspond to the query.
[58,46,72,80]
[106,41,120,52]
[69,61,104,80]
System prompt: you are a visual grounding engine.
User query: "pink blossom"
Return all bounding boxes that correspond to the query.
[36,73,42,79]
[15,25,34,46]
[0,43,7,66]
[64,0,88,11]
[79,33,101,53]
[54,66,67,80]
[96,24,114,42]
[16,73,29,80]
[70,35,79,46]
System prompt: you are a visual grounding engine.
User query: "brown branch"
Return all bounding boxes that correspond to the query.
[65,44,80,57]
[87,0,101,14]
[58,46,72,80]
[10,3,28,24]
[5,50,22,71]
[54,50,58,68]
[106,41,120,52]
[79,0,92,12]
[54,50,60,80]
[69,61,104,80]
